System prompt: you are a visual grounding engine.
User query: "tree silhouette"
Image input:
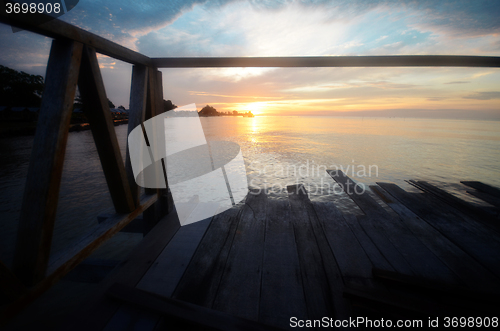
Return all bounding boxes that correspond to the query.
[0,65,44,107]
[199,105,218,116]
[163,99,177,112]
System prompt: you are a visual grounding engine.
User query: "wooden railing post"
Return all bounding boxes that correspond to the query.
[126,66,172,235]
[155,70,174,218]
[77,46,135,213]
[125,65,148,206]
[142,67,167,234]
[13,39,83,286]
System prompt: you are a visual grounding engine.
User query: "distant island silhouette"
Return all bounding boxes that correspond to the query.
[166,104,254,117]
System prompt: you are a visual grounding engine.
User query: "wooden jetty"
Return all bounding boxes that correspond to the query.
[1,10,500,330]
[57,170,500,330]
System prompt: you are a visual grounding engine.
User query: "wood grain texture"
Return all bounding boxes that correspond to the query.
[143,68,165,233]
[377,182,500,280]
[408,180,499,231]
[312,201,375,279]
[259,199,307,329]
[125,65,148,205]
[286,185,337,321]
[78,45,135,213]
[329,171,460,283]
[151,56,500,68]
[12,39,82,286]
[467,189,500,209]
[172,207,240,307]
[212,191,268,320]
[137,218,212,298]
[461,181,500,198]
[372,185,500,293]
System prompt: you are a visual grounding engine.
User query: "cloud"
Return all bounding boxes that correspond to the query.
[2,0,499,120]
[463,92,500,100]
[0,25,51,75]
[132,0,500,58]
[59,0,238,49]
[445,81,469,84]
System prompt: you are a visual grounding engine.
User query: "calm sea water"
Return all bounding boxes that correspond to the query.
[1,116,499,267]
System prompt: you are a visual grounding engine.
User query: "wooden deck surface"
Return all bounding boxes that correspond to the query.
[67,171,500,330]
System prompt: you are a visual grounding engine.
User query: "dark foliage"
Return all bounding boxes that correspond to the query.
[164,99,177,112]
[199,105,218,116]
[0,65,44,107]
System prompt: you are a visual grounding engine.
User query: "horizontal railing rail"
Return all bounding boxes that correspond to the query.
[0,10,151,66]
[2,12,499,69]
[152,55,500,68]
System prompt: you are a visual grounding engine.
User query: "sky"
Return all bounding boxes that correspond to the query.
[1,0,499,119]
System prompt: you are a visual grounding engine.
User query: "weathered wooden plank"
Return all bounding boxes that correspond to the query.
[293,192,357,321]
[372,185,500,293]
[377,182,500,279]
[291,191,354,320]
[340,213,395,273]
[0,11,152,66]
[461,181,500,199]
[354,215,417,275]
[101,201,200,331]
[137,217,212,298]
[47,194,157,277]
[172,206,240,307]
[467,189,500,209]
[125,65,148,205]
[286,185,337,321]
[334,172,463,283]
[327,170,387,219]
[107,283,283,331]
[328,171,434,278]
[408,180,499,231]
[12,39,83,286]
[259,199,307,329]
[151,56,500,68]
[0,260,26,302]
[312,202,376,279]
[62,209,180,331]
[78,45,135,213]
[212,190,267,320]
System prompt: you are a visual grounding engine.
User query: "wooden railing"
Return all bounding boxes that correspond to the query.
[1,11,499,322]
[0,12,171,321]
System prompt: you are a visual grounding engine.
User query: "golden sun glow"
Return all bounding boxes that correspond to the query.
[238,102,266,115]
